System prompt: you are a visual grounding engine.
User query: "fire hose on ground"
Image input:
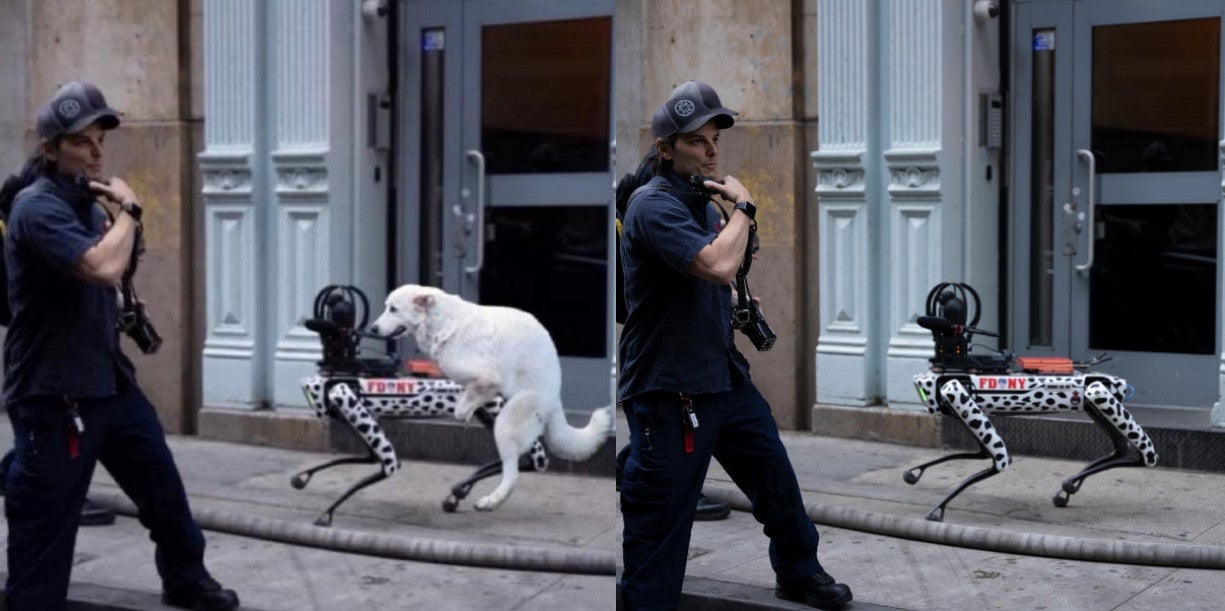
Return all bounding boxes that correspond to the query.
[88,490,615,576]
[701,485,1225,570]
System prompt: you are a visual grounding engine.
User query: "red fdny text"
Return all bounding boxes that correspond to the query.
[360,379,419,395]
[971,376,1029,390]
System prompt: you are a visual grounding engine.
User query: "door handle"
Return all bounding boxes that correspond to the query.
[1075,149,1096,273]
[464,150,486,274]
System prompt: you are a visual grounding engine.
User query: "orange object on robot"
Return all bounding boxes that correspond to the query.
[1016,356,1074,374]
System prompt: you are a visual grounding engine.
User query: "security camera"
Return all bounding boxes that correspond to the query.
[362,0,388,20]
[973,0,999,22]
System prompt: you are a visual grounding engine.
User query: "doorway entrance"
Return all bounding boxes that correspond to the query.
[1012,0,1222,407]
[400,0,615,412]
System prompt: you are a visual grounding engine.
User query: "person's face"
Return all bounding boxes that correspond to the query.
[46,122,106,180]
[659,121,719,178]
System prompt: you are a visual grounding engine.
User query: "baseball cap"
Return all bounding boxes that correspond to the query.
[35,81,122,140]
[650,81,738,138]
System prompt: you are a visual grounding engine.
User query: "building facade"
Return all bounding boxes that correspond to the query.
[9,0,1219,449]
[0,0,202,433]
[198,0,618,445]
[616,0,822,430]
[814,0,1225,430]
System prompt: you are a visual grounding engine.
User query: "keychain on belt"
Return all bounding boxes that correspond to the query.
[679,393,699,454]
[64,396,84,459]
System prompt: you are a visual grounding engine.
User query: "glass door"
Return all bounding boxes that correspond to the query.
[402,0,615,412]
[1013,0,1223,407]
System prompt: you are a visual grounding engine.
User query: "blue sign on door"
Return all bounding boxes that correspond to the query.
[1033,31,1055,52]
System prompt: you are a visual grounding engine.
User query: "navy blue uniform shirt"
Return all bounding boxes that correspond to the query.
[3,172,135,405]
[618,169,749,402]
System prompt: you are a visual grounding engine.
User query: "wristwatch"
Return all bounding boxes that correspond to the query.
[734,200,757,221]
[120,200,143,222]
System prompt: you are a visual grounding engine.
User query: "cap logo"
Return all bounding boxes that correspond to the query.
[58,99,81,119]
[673,100,695,118]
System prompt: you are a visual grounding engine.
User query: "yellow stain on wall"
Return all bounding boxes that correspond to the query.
[734,173,794,249]
[116,168,177,252]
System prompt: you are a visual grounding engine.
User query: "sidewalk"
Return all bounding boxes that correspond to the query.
[614,411,1225,610]
[1,411,1221,610]
[0,427,616,610]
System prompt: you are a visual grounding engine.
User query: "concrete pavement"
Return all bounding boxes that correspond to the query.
[0,427,616,610]
[0,406,1222,610]
[614,410,1225,610]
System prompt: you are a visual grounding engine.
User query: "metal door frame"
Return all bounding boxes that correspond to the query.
[1011,0,1225,407]
[400,0,616,412]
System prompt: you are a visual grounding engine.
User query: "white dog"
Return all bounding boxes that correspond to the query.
[368,284,614,511]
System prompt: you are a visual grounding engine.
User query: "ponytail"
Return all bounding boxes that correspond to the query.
[651,137,676,177]
[0,150,52,222]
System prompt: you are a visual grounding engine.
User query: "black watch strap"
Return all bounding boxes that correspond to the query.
[735,200,756,221]
[121,201,143,222]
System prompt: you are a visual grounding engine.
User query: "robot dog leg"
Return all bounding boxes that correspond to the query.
[904,378,1012,522]
[293,382,400,526]
[1053,380,1158,507]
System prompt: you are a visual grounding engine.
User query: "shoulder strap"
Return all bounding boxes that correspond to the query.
[626,183,661,209]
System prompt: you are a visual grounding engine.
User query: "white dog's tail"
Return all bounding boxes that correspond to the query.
[543,405,614,461]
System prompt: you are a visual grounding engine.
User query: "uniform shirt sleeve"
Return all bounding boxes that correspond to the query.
[625,192,717,275]
[12,194,97,277]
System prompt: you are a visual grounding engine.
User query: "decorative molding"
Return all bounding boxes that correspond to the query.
[270,148,329,164]
[203,207,256,353]
[817,167,866,192]
[275,205,328,353]
[271,148,329,200]
[817,334,869,356]
[203,168,254,197]
[271,0,329,147]
[817,203,868,348]
[889,166,939,192]
[884,148,941,199]
[812,150,867,198]
[888,0,941,148]
[817,0,870,148]
[274,166,328,196]
[890,204,940,341]
[199,149,254,200]
[203,0,258,147]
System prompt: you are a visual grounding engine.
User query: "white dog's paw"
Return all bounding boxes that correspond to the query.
[474,493,507,511]
[453,405,477,422]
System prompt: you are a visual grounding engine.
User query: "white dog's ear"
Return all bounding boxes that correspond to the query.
[413,294,434,310]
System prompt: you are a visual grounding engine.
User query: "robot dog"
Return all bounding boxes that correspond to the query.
[294,285,548,526]
[907,283,1158,522]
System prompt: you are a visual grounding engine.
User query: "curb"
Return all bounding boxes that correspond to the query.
[0,572,165,610]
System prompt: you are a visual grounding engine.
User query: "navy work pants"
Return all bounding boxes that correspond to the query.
[619,376,822,610]
[4,379,210,610]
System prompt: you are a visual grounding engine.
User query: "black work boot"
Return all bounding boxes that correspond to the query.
[79,498,117,526]
[694,493,731,521]
[776,570,853,610]
[162,576,240,610]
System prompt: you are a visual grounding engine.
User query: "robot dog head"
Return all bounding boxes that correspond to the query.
[302,284,398,376]
[917,282,1011,374]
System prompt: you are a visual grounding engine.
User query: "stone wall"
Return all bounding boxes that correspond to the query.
[618,0,815,428]
[15,0,198,432]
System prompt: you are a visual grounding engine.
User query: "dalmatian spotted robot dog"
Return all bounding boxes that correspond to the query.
[906,283,1158,522]
[292,285,552,527]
